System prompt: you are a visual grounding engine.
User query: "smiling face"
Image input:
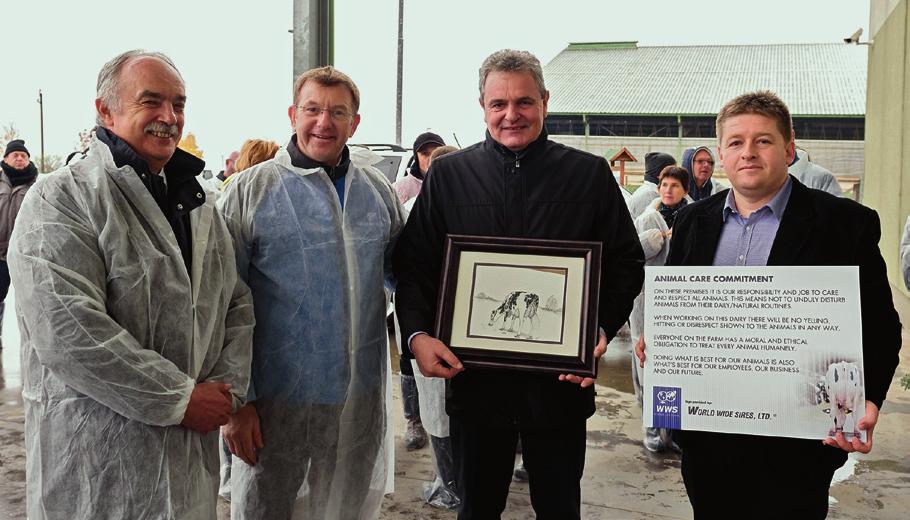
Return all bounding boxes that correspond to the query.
[96,56,185,173]
[691,149,715,187]
[480,70,548,152]
[289,81,361,165]
[717,113,794,203]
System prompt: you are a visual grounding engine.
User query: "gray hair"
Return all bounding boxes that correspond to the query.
[95,50,183,125]
[478,49,546,100]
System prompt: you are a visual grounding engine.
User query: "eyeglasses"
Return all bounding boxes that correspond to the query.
[296,106,355,121]
[694,159,715,166]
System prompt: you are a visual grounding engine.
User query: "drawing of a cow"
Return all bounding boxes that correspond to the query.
[825,361,863,437]
[488,291,540,338]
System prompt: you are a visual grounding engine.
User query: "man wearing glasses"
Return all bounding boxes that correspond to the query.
[681,146,726,202]
[218,66,405,519]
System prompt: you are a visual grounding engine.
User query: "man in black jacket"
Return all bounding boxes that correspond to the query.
[638,91,902,519]
[393,49,644,519]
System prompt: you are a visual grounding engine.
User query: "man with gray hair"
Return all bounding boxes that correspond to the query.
[8,49,253,519]
[394,49,643,519]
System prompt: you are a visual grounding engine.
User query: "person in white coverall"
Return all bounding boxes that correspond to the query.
[8,50,254,520]
[788,147,843,197]
[219,65,405,520]
[629,165,690,453]
[626,151,676,218]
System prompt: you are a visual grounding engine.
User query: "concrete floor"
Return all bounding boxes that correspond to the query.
[1,289,909,519]
[375,324,910,520]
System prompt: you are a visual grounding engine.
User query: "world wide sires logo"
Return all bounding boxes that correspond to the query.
[652,386,682,429]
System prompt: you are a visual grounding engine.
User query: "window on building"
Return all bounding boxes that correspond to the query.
[546,115,864,141]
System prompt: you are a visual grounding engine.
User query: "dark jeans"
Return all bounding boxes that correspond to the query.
[0,260,9,333]
[0,260,9,301]
[450,416,586,520]
[400,373,420,421]
[680,432,846,519]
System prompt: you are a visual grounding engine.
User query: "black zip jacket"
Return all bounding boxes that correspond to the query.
[96,127,205,271]
[393,130,644,425]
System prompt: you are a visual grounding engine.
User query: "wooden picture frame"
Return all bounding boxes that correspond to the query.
[434,234,602,377]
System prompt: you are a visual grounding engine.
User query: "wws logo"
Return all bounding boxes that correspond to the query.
[652,386,682,429]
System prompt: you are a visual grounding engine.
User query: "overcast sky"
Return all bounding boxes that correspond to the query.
[3,0,870,168]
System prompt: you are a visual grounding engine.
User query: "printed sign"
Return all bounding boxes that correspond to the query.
[643,266,865,441]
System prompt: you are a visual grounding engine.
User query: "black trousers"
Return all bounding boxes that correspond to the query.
[450,416,586,520]
[679,432,847,519]
[0,260,9,301]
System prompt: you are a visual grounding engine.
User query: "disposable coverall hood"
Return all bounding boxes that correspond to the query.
[681,146,716,202]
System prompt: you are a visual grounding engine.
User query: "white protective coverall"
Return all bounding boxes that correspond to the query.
[629,198,677,451]
[218,145,404,520]
[8,136,254,519]
[629,198,671,343]
[788,149,843,197]
[626,180,658,219]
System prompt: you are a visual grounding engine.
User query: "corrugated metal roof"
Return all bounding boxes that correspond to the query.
[544,43,867,116]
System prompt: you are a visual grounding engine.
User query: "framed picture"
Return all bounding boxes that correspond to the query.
[434,234,602,377]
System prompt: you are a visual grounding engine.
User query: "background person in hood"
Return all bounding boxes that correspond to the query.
[681,146,727,202]
[627,151,676,218]
[0,139,38,340]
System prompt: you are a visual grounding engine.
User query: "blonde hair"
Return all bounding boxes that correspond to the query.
[292,66,360,113]
[234,139,279,173]
[429,145,459,164]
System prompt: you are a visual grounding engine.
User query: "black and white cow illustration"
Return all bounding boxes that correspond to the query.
[488,291,540,338]
[825,361,863,437]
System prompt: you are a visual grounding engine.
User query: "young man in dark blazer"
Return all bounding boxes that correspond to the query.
[637,90,902,519]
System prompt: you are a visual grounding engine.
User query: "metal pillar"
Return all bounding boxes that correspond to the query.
[38,89,45,173]
[395,0,404,145]
[293,0,333,79]
[583,114,590,149]
[677,114,683,158]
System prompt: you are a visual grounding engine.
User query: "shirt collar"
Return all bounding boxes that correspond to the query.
[95,126,206,216]
[722,175,793,222]
[286,134,350,182]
